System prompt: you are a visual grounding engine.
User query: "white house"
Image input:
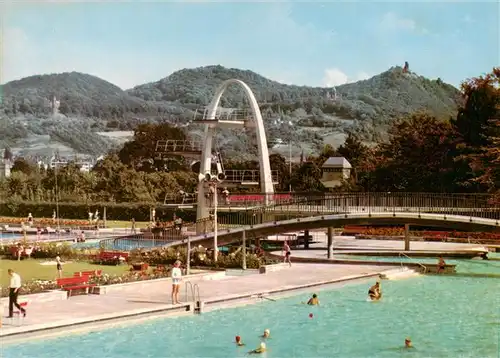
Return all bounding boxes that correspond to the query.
[320,157,352,188]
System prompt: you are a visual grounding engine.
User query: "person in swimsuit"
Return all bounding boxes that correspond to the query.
[171,260,182,304]
[437,257,446,274]
[235,336,245,346]
[261,329,270,339]
[368,281,382,301]
[248,342,267,354]
[307,294,320,305]
[56,256,63,278]
[405,337,413,348]
[283,241,291,267]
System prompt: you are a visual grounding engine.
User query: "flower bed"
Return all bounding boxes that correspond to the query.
[129,247,277,270]
[0,279,59,297]
[0,270,172,298]
[343,226,500,242]
[0,216,90,227]
[0,241,92,259]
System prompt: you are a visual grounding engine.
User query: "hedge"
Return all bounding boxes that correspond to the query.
[0,201,197,222]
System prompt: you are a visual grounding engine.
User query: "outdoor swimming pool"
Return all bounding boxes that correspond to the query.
[0,233,22,241]
[4,273,499,357]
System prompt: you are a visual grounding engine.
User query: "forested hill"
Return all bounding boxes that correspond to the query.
[0,65,462,156]
[0,72,177,119]
[128,65,461,121]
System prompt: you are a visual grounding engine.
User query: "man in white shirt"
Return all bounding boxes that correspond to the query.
[171,260,182,305]
[7,269,26,318]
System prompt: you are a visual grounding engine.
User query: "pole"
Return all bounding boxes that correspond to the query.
[242,230,247,270]
[289,141,292,192]
[103,206,107,228]
[213,182,218,262]
[54,163,60,232]
[327,227,333,259]
[187,234,191,275]
[404,224,410,251]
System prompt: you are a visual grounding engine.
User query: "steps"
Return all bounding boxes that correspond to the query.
[380,267,420,280]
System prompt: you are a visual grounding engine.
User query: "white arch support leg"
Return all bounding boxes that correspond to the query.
[196,79,274,226]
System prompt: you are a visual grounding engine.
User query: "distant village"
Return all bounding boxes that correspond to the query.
[0,148,102,179]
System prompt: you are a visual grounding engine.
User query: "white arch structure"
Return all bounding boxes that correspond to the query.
[196,79,274,220]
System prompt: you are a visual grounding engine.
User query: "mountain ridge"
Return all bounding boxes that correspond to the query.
[0,65,462,157]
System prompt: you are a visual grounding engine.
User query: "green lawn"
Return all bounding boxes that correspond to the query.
[0,258,129,286]
[103,220,150,229]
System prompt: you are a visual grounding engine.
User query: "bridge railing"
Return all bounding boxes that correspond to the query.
[193,192,500,235]
[206,192,498,211]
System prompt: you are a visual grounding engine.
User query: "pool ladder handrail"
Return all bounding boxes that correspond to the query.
[399,252,428,274]
[185,281,201,313]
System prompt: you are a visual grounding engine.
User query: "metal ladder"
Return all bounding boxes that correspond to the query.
[399,252,428,273]
[185,281,202,314]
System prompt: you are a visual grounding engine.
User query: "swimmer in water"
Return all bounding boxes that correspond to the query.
[261,329,270,339]
[248,342,267,354]
[368,281,382,301]
[235,336,245,346]
[307,294,320,305]
[405,337,413,348]
[437,257,446,274]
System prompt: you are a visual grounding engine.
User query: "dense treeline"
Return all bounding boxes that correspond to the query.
[1,69,498,208]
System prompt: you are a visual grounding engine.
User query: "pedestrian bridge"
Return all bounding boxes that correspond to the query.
[172,211,500,249]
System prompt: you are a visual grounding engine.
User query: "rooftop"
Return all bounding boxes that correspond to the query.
[322,157,352,168]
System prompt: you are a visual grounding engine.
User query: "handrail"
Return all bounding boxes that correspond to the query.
[184,280,201,304]
[399,252,427,273]
[192,283,201,304]
[185,281,194,302]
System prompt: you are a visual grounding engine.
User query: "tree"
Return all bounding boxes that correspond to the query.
[362,113,458,192]
[118,123,188,172]
[11,158,36,176]
[451,67,500,192]
[290,161,324,192]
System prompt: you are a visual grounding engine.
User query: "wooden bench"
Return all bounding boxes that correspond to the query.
[56,276,96,297]
[95,251,129,265]
[74,269,103,278]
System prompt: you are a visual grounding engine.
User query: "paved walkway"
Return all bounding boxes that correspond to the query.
[0,264,384,337]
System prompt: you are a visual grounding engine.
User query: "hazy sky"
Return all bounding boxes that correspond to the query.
[1,1,499,89]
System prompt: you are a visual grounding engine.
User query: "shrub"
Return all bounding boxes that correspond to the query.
[0,201,197,222]
[0,279,59,297]
[0,242,84,260]
[0,270,173,297]
[130,247,277,269]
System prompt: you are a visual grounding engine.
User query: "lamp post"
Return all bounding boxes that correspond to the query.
[186,233,191,275]
[200,171,224,263]
[289,141,292,192]
[213,182,219,262]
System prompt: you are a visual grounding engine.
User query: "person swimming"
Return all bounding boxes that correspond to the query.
[248,342,267,354]
[235,335,245,346]
[405,337,413,348]
[368,281,382,301]
[261,329,270,339]
[307,294,320,305]
[437,257,446,273]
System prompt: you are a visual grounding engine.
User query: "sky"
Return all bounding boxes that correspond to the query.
[1,1,499,90]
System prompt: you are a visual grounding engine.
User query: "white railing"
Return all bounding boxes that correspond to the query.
[399,252,428,273]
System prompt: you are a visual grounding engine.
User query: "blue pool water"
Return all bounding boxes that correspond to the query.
[0,233,22,240]
[4,275,499,357]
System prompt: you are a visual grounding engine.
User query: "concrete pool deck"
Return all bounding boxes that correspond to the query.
[306,236,488,252]
[0,263,388,340]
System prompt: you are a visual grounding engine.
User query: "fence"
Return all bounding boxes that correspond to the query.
[194,192,500,235]
[98,225,189,251]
